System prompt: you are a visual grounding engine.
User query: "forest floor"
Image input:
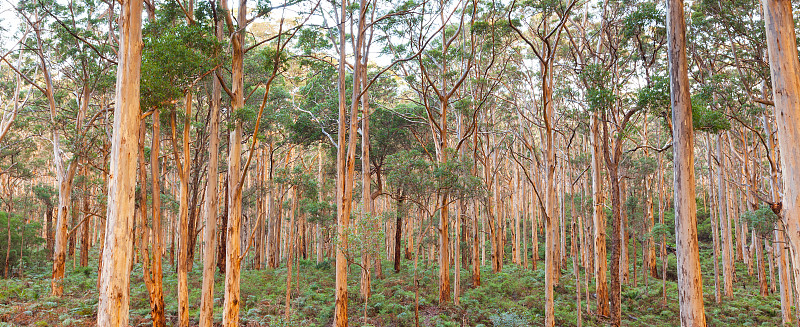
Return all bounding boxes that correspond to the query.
[0,244,785,327]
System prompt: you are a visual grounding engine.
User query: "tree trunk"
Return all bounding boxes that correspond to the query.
[716,134,734,297]
[218,180,228,274]
[590,112,609,317]
[199,18,222,327]
[46,206,54,261]
[762,0,800,322]
[762,98,793,323]
[360,68,373,300]
[667,0,707,324]
[80,178,90,267]
[175,94,192,327]
[707,135,721,303]
[96,0,143,322]
[285,182,297,318]
[620,181,628,285]
[756,236,769,296]
[607,167,622,327]
[69,201,77,266]
[394,199,403,273]
[543,59,557,327]
[149,111,166,327]
[223,119,243,326]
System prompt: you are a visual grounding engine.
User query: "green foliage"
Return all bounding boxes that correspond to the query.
[0,212,44,274]
[274,165,333,224]
[636,75,671,115]
[141,17,221,110]
[370,105,415,162]
[385,149,483,204]
[296,28,332,54]
[581,64,617,112]
[32,184,57,209]
[622,1,665,44]
[691,93,731,133]
[741,205,779,239]
[651,221,674,242]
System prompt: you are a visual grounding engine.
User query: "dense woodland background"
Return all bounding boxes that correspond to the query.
[0,0,800,326]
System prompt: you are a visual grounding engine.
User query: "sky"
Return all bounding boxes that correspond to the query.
[1,1,21,53]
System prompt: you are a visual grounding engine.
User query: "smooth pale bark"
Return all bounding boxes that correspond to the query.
[394,199,404,272]
[708,136,721,303]
[763,0,800,320]
[531,190,539,272]
[620,181,628,285]
[286,173,297,318]
[472,194,481,285]
[175,94,192,327]
[334,0,353,322]
[763,105,793,324]
[657,144,668,304]
[454,199,462,305]
[96,0,143,323]
[198,19,222,327]
[717,135,734,297]
[572,219,582,327]
[39,18,80,295]
[486,148,500,273]
[471,145,481,286]
[79,169,90,267]
[223,119,243,326]
[590,112,609,317]
[666,0,707,325]
[603,162,622,327]
[436,82,452,305]
[316,145,323,264]
[221,0,246,323]
[148,111,166,327]
[360,60,373,300]
[543,59,557,327]
[756,235,769,296]
[645,177,657,278]
[514,167,521,266]
[51,163,77,296]
[523,180,530,270]
[267,141,277,268]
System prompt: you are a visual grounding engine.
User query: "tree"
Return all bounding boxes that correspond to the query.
[509,0,576,325]
[666,0,707,325]
[762,0,800,315]
[96,0,143,324]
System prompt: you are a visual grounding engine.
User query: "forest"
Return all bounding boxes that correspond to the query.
[0,0,799,326]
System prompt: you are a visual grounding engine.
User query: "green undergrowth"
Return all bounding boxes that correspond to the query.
[0,243,786,326]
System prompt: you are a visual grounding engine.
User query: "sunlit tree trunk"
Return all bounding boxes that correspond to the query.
[707,135,721,303]
[148,111,166,327]
[360,60,373,300]
[717,134,734,298]
[40,25,80,296]
[762,0,800,320]
[286,161,297,318]
[542,58,557,327]
[590,112,608,317]
[96,0,143,322]
[175,93,192,327]
[762,104,793,323]
[199,18,222,327]
[667,0,707,324]
[220,0,247,323]
[334,0,353,322]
